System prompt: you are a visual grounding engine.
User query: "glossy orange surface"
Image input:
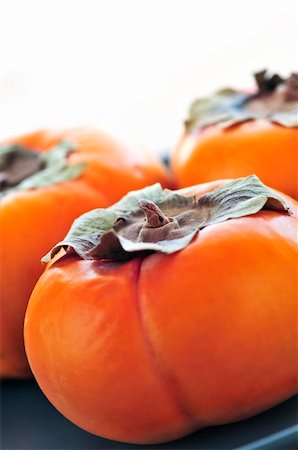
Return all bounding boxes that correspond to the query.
[1,128,171,377]
[24,181,298,444]
[172,120,298,199]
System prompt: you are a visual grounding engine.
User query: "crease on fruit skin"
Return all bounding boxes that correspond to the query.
[133,257,200,431]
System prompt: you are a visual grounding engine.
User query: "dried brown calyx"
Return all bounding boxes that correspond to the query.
[246,71,298,114]
[284,73,298,101]
[0,141,87,196]
[43,175,291,263]
[185,70,298,131]
[0,145,45,191]
[112,199,197,245]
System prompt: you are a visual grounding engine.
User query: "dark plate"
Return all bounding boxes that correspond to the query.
[1,380,297,450]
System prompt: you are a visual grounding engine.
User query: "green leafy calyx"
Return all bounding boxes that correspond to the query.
[0,141,86,196]
[186,70,298,131]
[43,175,291,263]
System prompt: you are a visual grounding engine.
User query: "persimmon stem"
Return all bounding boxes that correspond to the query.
[138,199,171,228]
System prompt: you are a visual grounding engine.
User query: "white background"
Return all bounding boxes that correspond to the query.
[0,0,297,152]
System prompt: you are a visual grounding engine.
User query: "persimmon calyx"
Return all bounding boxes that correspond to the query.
[185,70,298,131]
[0,145,44,190]
[0,141,86,196]
[43,175,292,263]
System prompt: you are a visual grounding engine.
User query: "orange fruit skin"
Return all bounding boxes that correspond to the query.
[24,181,298,444]
[171,120,298,199]
[1,128,171,377]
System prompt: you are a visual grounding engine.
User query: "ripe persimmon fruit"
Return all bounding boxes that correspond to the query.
[0,127,170,377]
[24,176,297,444]
[171,70,298,198]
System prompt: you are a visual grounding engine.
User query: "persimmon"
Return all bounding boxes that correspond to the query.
[0,127,170,378]
[171,70,298,198]
[24,176,297,444]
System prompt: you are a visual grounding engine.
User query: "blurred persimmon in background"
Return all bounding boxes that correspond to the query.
[172,71,298,199]
[0,127,171,377]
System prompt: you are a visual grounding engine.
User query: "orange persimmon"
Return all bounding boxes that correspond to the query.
[0,127,170,377]
[24,176,297,444]
[171,71,298,198]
